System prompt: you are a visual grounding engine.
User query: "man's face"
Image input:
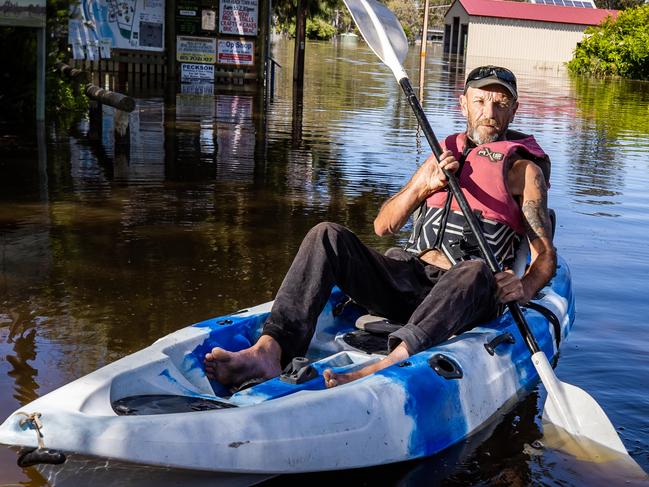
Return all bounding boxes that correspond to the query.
[460,85,519,145]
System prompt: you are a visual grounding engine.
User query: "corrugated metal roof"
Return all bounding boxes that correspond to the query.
[457,0,618,25]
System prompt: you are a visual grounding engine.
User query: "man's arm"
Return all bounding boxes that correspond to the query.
[496,159,556,303]
[374,151,459,236]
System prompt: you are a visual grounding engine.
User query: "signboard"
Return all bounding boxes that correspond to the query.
[219,0,258,36]
[0,0,46,27]
[202,9,216,31]
[176,4,199,36]
[217,39,254,66]
[68,0,165,55]
[176,0,217,36]
[181,63,215,82]
[177,36,216,63]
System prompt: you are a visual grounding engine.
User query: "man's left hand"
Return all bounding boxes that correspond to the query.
[495,270,530,304]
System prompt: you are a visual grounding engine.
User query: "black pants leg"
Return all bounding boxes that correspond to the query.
[262,222,499,361]
[262,222,431,361]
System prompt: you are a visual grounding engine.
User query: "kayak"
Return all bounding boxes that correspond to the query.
[0,255,574,482]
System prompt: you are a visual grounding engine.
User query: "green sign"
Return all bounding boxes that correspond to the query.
[177,0,218,37]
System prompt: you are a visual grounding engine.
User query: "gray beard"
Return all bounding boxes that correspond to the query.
[467,126,507,145]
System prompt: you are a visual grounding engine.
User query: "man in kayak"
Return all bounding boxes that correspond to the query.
[204,65,555,388]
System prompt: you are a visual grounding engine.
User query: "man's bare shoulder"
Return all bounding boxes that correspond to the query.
[508,158,545,197]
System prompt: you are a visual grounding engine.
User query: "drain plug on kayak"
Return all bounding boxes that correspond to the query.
[428,354,463,380]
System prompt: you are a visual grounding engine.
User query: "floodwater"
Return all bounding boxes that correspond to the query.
[1,38,648,485]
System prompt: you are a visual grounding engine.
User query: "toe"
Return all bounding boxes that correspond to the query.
[323,369,337,388]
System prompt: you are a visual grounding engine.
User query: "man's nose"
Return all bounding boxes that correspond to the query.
[482,101,496,119]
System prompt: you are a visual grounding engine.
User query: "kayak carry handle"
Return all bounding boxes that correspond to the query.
[15,412,66,468]
[484,332,516,356]
[17,447,66,468]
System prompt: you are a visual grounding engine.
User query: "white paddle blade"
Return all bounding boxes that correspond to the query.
[342,0,409,79]
[533,352,628,456]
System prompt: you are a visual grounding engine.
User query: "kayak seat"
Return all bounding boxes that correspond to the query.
[340,314,402,355]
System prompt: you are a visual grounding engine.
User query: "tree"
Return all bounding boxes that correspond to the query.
[273,0,342,39]
[568,4,649,80]
[594,0,644,10]
[386,0,423,42]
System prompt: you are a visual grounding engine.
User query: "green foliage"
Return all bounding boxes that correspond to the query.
[273,0,342,35]
[594,0,643,10]
[568,4,649,80]
[306,17,337,40]
[386,0,422,43]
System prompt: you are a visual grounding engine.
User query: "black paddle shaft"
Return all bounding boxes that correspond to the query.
[398,77,541,355]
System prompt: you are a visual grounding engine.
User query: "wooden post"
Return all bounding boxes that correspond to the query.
[293,0,307,85]
[418,0,430,104]
[166,0,177,84]
[36,27,46,121]
[85,85,136,112]
[257,0,269,85]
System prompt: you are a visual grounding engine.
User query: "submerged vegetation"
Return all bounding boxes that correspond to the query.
[568,4,649,80]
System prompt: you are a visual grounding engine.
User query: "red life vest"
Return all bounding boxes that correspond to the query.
[407,132,550,266]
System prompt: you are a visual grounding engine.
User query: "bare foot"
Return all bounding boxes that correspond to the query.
[323,343,410,388]
[204,335,282,387]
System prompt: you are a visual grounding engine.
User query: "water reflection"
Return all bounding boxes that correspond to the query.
[0,39,648,485]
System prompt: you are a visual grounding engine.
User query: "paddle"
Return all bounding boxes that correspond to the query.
[342,0,634,460]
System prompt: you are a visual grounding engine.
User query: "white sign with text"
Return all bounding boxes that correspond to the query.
[217,39,254,65]
[219,0,257,36]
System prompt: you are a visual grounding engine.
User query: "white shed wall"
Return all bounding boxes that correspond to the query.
[467,18,587,65]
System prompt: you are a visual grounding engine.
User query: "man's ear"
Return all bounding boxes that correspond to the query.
[459,94,468,117]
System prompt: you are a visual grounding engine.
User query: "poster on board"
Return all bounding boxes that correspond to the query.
[217,39,254,66]
[68,0,164,59]
[219,0,257,36]
[177,36,217,63]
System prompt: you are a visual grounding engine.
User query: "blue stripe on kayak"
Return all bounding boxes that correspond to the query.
[378,355,467,458]
[187,313,269,396]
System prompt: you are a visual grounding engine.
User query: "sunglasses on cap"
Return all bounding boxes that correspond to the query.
[464,66,517,98]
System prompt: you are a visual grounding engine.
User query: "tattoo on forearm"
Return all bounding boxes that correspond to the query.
[522,173,551,241]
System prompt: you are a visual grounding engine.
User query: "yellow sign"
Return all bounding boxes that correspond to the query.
[176,36,216,64]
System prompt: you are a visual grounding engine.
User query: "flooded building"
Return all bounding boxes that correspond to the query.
[443,0,618,73]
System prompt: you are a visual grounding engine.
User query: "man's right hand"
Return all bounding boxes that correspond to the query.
[374,150,459,236]
[412,150,460,198]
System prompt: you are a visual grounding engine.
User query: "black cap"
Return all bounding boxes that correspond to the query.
[464,65,517,99]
